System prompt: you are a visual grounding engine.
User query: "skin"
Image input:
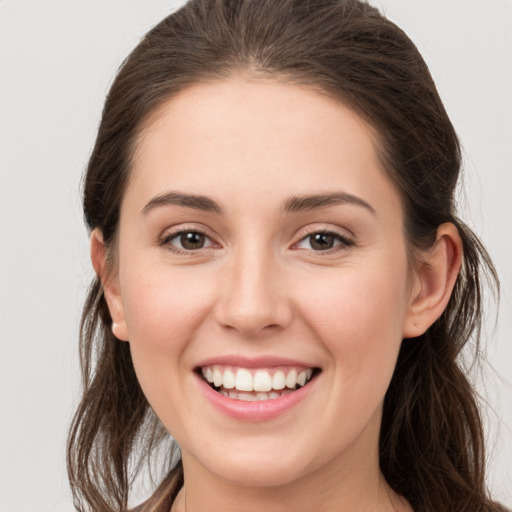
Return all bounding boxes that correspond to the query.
[92,77,461,512]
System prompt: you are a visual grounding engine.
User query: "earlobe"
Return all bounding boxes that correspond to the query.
[403,223,462,338]
[90,228,129,341]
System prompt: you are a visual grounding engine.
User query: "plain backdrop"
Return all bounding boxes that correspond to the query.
[1,1,511,510]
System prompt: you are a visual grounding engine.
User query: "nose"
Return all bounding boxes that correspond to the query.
[214,244,292,337]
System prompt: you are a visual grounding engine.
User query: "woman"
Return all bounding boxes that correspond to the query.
[66,0,506,510]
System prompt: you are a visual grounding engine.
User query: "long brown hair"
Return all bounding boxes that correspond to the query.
[67,1,504,510]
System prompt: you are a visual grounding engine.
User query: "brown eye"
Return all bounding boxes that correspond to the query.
[296,231,354,252]
[162,230,215,252]
[309,233,336,250]
[180,231,206,250]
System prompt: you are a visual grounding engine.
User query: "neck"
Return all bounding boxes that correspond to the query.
[173,469,406,512]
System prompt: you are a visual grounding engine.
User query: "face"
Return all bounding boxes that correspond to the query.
[106,78,421,487]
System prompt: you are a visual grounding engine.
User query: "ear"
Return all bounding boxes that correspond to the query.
[402,223,462,338]
[90,228,129,341]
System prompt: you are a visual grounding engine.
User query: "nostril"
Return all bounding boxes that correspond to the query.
[220,318,285,337]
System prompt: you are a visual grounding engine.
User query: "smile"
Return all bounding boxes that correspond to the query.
[199,365,317,402]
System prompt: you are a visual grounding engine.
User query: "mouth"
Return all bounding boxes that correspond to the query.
[195,364,321,402]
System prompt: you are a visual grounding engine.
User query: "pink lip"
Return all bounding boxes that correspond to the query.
[194,370,319,422]
[196,354,316,369]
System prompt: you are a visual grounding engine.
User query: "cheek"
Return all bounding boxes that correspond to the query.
[121,264,215,348]
[296,256,409,382]
[118,264,221,432]
[118,263,220,414]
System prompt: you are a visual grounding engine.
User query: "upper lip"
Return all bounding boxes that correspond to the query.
[196,355,318,369]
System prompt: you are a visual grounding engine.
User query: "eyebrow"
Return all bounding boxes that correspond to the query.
[141,190,375,216]
[141,192,224,215]
[282,192,376,215]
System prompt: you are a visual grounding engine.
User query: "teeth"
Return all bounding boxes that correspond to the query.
[235,368,254,391]
[272,371,286,390]
[213,367,223,387]
[253,370,272,392]
[223,369,235,389]
[237,392,258,402]
[202,365,315,393]
[219,388,295,402]
[285,369,297,389]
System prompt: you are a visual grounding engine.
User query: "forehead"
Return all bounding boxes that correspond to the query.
[137,77,379,160]
[126,77,400,219]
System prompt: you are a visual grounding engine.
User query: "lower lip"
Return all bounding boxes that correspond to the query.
[195,372,318,421]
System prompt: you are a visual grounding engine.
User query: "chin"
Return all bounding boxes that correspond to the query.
[190,441,322,488]
[214,462,308,488]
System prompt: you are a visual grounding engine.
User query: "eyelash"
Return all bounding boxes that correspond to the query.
[158,228,355,255]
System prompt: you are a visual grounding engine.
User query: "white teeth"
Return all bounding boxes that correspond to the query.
[235,369,253,391]
[213,367,223,387]
[202,365,316,392]
[237,392,258,402]
[285,369,297,389]
[217,386,303,401]
[253,370,272,392]
[272,371,286,390]
[223,369,235,389]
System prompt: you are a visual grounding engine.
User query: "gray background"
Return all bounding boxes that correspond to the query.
[1,0,510,510]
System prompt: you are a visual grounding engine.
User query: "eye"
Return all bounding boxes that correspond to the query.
[161,230,215,252]
[295,231,354,252]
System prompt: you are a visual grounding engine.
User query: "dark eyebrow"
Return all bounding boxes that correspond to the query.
[282,192,376,215]
[141,192,224,215]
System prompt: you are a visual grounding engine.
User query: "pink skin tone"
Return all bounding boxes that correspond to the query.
[92,77,462,512]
